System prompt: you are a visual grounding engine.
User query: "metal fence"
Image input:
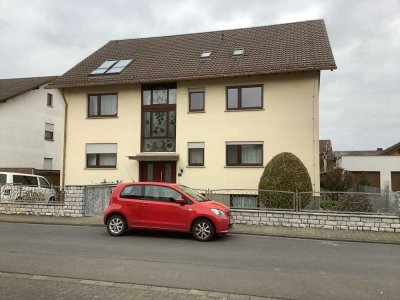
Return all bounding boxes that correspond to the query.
[299,191,399,215]
[206,189,296,211]
[0,183,64,203]
[1,183,398,216]
[205,188,399,216]
[84,184,116,216]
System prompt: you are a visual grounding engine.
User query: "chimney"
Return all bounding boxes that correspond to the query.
[377,148,383,151]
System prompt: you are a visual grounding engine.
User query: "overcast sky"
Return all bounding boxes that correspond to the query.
[1,0,399,151]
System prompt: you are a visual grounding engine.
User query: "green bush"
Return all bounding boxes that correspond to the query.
[320,193,374,213]
[258,152,313,209]
[320,168,353,191]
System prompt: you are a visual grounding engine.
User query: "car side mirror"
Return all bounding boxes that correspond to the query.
[175,198,186,205]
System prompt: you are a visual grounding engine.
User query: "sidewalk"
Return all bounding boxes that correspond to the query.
[0,271,278,300]
[0,214,399,244]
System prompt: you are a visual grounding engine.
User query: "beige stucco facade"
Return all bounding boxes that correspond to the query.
[62,71,320,191]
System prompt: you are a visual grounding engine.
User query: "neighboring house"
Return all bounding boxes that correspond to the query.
[319,139,335,174]
[48,19,336,191]
[0,76,63,185]
[335,142,400,191]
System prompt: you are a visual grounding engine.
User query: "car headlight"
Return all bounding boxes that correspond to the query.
[210,208,226,216]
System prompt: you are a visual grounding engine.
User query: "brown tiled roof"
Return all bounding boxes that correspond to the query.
[0,76,58,102]
[48,19,336,89]
[380,141,400,155]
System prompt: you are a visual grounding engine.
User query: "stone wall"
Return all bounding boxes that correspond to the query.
[1,185,399,234]
[0,186,85,217]
[232,210,400,232]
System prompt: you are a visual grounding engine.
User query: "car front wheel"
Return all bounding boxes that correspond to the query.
[107,215,127,236]
[192,219,215,241]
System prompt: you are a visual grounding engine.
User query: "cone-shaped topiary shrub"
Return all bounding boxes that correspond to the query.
[258,152,313,209]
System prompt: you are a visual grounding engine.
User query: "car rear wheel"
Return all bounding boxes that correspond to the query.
[192,219,215,241]
[107,215,127,236]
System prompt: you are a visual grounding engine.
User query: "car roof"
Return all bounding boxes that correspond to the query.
[0,172,40,177]
[120,182,177,187]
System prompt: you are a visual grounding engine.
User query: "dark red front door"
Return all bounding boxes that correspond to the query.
[139,162,176,183]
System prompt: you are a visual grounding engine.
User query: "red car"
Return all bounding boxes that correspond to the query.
[103,182,233,241]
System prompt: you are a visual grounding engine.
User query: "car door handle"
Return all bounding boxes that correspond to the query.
[141,204,148,207]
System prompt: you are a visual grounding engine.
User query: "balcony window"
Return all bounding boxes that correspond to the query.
[142,84,176,152]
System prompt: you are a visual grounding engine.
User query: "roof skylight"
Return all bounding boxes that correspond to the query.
[90,59,133,75]
[233,49,244,56]
[200,51,212,58]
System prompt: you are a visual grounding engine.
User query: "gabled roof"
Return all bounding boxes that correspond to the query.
[335,141,400,158]
[380,141,400,155]
[334,151,381,158]
[0,76,58,102]
[48,19,336,89]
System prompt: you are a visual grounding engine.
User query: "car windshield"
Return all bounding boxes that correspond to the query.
[177,185,209,202]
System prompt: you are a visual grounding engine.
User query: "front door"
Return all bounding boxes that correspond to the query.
[139,161,176,183]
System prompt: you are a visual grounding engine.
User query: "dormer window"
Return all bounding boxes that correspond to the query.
[200,51,212,58]
[89,59,133,75]
[233,49,244,56]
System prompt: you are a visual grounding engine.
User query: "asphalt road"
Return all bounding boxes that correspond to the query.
[0,223,399,300]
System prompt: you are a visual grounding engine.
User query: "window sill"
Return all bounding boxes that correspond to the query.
[44,139,54,141]
[224,165,264,168]
[186,165,205,168]
[84,167,117,170]
[225,108,264,112]
[187,111,205,114]
[86,116,118,119]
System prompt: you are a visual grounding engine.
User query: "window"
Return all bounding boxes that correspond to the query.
[142,84,176,152]
[43,158,53,170]
[88,94,117,117]
[142,87,176,105]
[189,88,205,112]
[39,177,51,188]
[44,123,54,141]
[200,51,212,58]
[188,142,204,166]
[226,85,263,110]
[226,142,263,166]
[106,59,133,74]
[120,185,143,199]
[233,49,244,56]
[47,93,53,107]
[144,185,182,202]
[86,143,117,168]
[89,59,133,75]
[0,174,6,184]
[13,175,38,186]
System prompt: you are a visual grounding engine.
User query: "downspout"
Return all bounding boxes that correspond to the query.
[61,88,68,188]
[312,72,321,193]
